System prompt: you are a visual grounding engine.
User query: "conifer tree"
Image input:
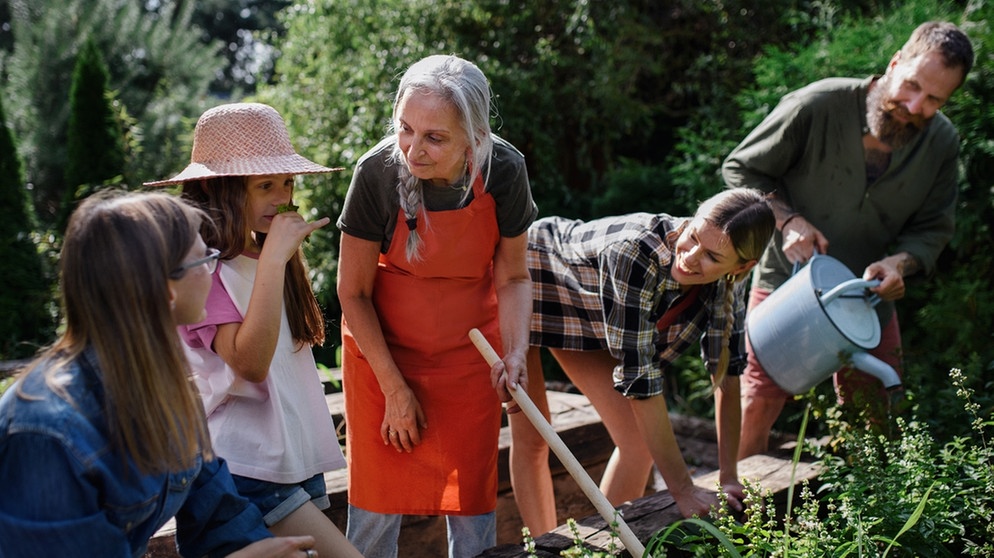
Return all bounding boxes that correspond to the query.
[0,96,53,360]
[58,38,126,232]
[4,0,223,225]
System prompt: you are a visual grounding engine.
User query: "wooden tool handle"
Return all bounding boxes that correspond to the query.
[468,328,645,557]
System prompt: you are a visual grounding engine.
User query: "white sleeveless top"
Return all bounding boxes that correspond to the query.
[184,254,345,483]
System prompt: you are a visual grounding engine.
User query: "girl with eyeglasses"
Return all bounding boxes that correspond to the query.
[0,190,318,558]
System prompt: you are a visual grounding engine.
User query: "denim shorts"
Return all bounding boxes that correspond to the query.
[231,473,330,527]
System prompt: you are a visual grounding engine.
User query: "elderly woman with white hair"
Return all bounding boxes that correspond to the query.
[336,54,537,558]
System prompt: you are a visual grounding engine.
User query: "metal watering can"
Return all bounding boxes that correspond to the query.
[746,254,902,395]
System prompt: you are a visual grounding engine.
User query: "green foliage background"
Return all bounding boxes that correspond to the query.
[1,0,223,221]
[257,0,993,436]
[59,39,126,232]
[0,0,990,442]
[723,0,994,440]
[0,94,52,360]
[256,0,846,358]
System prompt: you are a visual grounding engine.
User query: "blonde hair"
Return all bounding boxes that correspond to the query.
[20,191,213,474]
[696,188,775,388]
[389,54,494,261]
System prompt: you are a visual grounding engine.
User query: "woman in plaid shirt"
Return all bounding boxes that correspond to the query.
[508,188,774,533]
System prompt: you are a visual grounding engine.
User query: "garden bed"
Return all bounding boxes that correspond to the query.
[478,451,822,557]
[146,383,808,557]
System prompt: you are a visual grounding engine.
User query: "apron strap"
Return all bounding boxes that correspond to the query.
[655,284,702,331]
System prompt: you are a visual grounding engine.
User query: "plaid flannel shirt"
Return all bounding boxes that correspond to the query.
[528,213,747,399]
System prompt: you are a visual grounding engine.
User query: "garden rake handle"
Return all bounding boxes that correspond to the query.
[468,328,646,558]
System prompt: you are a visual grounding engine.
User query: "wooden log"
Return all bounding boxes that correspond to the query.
[477,453,823,557]
[146,389,614,558]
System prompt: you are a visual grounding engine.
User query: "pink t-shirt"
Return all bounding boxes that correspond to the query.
[179,253,345,484]
[179,255,253,352]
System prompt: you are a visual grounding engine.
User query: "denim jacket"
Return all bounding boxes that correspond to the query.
[0,350,271,558]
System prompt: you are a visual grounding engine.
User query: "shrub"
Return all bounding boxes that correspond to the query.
[58,38,127,231]
[644,368,994,557]
[0,95,53,360]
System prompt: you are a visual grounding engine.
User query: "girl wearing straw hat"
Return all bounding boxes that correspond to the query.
[146,103,361,558]
[0,190,318,558]
[337,55,537,558]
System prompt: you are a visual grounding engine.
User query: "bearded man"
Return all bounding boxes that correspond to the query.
[723,21,974,458]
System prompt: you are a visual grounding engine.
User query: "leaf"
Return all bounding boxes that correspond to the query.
[881,481,935,558]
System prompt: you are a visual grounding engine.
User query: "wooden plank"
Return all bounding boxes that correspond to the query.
[478,453,823,557]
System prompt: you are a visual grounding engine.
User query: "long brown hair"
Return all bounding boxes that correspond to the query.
[20,191,213,474]
[181,177,325,346]
[696,188,775,388]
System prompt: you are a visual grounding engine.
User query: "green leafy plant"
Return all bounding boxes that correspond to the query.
[521,516,624,558]
[0,91,54,360]
[638,367,994,557]
[560,518,617,558]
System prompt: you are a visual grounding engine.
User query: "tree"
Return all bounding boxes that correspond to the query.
[0,94,53,360]
[257,0,836,353]
[254,0,431,361]
[1,0,224,225]
[904,0,994,437]
[183,0,293,94]
[59,39,126,231]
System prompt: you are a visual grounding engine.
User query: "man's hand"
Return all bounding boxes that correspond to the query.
[863,253,919,301]
[781,214,829,264]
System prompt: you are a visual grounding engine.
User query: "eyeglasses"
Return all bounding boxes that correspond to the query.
[171,248,221,278]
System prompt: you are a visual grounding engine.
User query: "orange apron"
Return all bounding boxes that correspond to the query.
[342,175,503,515]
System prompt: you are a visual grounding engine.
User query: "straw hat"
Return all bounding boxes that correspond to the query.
[144,102,341,186]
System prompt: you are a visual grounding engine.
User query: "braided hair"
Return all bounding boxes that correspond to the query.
[388,55,494,261]
[696,189,775,388]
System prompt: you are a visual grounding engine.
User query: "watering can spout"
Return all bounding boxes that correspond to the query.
[850,351,902,390]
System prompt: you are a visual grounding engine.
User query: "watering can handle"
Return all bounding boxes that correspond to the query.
[819,278,882,306]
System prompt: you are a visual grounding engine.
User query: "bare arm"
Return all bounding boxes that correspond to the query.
[489,233,532,410]
[713,375,745,509]
[214,212,329,383]
[337,233,426,452]
[629,396,722,518]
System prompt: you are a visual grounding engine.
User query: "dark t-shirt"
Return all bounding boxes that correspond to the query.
[337,135,537,252]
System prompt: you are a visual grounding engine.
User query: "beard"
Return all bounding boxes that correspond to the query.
[866,76,931,150]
